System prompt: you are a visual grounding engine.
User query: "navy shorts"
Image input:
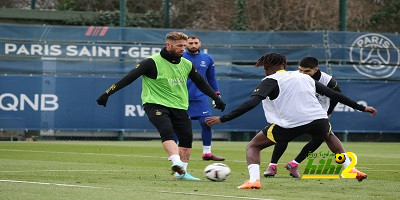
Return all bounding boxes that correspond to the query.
[187,99,211,118]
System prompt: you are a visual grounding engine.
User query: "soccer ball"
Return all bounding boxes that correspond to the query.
[335,153,346,164]
[204,163,231,182]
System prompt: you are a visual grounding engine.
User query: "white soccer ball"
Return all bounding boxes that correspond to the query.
[204,163,231,182]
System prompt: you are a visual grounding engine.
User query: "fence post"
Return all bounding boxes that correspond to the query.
[163,0,170,28]
[31,0,36,9]
[343,131,348,142]
[339,0,347,31]
[118,131,125,141]
[120,0,126,27]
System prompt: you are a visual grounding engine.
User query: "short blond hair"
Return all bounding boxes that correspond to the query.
[165,32,188,41]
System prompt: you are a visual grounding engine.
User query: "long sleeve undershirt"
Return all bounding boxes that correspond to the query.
[220,78,364,123]
[103,48,220,102]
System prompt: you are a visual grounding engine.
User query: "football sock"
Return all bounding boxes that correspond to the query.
[269,163,278,166]
[203,146,211,154]
[183,162,188,171]
[248,164,260,182]
[343,153,351,168]
[199,116,212,146]
[168,155,181,163]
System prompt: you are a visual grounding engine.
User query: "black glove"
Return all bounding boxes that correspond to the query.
[96,93,109,107]
[213,98,226,112]
[212,94,221,107]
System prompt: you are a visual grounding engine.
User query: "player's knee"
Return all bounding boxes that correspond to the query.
[177,134,193,148]
[160,129,175,142]
[246,140,259,150]
[199,117,210,128]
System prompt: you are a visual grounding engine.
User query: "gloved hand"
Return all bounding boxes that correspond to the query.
[212,94,221,107]
[211,93,221,108]
[96,93,109,107]
[213,98,226,112]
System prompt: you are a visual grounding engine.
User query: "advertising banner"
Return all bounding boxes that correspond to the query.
[1,75,398,133]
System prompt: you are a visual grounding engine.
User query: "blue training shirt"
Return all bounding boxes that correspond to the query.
[183,50,219,101]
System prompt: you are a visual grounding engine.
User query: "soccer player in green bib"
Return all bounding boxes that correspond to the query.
[96,32,226,181]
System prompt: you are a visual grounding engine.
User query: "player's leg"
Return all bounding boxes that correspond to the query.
[238,125,277,189]
[172,108,200,181]
[292,140,324,163]
[325,132,345,153]
[282,119,327,178]
[325,130,367,181]
[271,142,288,164]
[263,142,288,177]
[199,116,225,161]
[285,139,324,178]
[325,132,349,168]
[293,120,329,163]
[143,104,185,175]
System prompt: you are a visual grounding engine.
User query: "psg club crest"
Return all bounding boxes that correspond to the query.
[349,33,399,78]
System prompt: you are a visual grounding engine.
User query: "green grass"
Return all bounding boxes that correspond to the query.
[0,141,399,200]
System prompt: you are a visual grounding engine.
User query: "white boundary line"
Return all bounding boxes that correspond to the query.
[361,170,400,172]
[0,179,105,189]
[1,148,399,165]
[158,190,273,200]
[0,169,134,173]
[0,179,273,200]
[0,149,165,159]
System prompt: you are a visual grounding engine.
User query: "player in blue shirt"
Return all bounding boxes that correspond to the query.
[182,35,225,161]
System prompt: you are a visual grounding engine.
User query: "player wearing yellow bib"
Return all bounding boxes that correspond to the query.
[96,32,226,181]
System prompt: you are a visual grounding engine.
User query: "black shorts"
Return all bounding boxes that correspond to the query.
[262,119,331,143]
[144,103,192,147]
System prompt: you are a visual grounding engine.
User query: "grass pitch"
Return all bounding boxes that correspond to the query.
[1,141,399,200]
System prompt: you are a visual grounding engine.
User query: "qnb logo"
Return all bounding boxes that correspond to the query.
[349,33,399,78]
[0,93,59,111]
[85,26,109,37]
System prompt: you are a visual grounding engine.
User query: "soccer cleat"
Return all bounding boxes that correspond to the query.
[202,153,225,161]
[171,162,186,175]
[263,165,277,177]
[174,172,201,181]
[237,179,261,189]
[284,161,301,178]
[349,168,367,182]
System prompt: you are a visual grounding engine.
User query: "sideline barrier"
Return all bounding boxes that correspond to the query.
[0,24,399,134]
[0,75,398,133]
